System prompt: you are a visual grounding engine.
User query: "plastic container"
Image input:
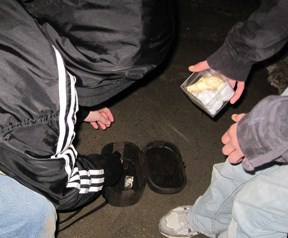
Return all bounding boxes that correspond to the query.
[180,69,234,117]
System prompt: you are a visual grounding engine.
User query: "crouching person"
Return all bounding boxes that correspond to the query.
[0,0,175,237]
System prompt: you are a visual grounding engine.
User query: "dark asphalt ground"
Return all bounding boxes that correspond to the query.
[57,0,279,237]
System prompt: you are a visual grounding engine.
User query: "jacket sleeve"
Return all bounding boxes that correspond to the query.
[207,0,288,81]
[237,95,288,172]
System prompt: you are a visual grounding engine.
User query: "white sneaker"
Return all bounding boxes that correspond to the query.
[159,206,199,238]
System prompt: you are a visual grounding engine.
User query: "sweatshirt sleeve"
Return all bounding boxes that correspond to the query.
[207,0,288,81]
[237,95,288,172]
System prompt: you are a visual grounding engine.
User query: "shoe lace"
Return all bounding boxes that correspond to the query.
[177,208,197,235]
[178,209,189,227]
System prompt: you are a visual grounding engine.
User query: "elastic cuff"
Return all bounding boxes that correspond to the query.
[77,106,90,122]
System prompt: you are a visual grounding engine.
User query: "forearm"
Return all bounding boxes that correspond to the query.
[207,0,288,81]
[237,95,288,171]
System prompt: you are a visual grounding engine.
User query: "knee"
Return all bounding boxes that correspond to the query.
[27,197,57,236]
[1,195,57,238]
[0,176,57,237]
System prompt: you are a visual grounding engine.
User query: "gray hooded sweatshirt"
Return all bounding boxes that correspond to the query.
[238,95,288,172]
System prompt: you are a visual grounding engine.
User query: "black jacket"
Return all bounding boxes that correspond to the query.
[21,0,175,106]
[207,0,288,81]
[0,0,174,210]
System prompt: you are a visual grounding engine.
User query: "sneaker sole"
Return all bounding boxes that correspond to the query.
[159,230,197,238]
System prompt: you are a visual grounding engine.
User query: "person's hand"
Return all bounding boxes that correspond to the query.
[84,107,114,130]
[228,79,245,104]
[188,60,245,104]
[221,113,246,164]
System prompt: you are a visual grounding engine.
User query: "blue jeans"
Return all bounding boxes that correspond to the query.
[189,160,288,238]
[0,175,57,238]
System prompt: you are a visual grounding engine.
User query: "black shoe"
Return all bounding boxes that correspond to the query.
[101,142,148,207]
[144,141,187,194]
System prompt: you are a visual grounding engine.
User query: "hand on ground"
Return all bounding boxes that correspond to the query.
[84,107,114,130]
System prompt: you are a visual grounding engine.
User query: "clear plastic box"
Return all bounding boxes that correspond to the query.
[180,69,235,117]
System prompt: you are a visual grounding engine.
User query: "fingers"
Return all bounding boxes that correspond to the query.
[97,116,112,129]
[100,107,114,122]
[229,81,245,104]
[222,141,235,155]
[97,121,109,130]
[188,60,209,72]
[90,121,99,129]
[221,122,245,165]
[222,133,244,164]
[222,131,244,164]
[86,107,115,130]
[227,150,245,164]
[90,120,111,130]
[229,80,236,88]
[221,130,230,144]
[221,122,237,143]
[99,108,114,128]
[231,113,246,123]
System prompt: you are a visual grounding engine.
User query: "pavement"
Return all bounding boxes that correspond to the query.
[56,0,279,237]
